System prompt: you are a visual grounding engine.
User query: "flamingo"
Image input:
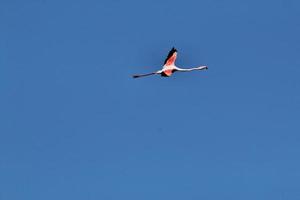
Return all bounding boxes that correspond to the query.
[133,47,208,78]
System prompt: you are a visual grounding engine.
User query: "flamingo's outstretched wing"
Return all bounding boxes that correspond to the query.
[163,47,177,67]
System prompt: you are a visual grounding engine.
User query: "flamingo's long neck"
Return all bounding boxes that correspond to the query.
[177,66,207,72]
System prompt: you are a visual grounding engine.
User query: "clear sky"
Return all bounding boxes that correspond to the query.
[1,0,300,199]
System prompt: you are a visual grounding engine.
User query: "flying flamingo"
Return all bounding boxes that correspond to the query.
[133,47,208,78]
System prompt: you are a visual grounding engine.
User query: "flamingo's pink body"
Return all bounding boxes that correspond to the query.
[133,47,208,78]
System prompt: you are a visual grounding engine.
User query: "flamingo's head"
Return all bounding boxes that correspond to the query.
[198,66,208,70]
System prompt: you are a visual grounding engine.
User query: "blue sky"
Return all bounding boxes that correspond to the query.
[1,0,300,199]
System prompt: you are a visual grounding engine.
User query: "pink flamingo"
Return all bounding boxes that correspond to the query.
[133,47,208,78]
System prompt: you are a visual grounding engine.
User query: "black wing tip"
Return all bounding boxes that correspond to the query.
[171,47,177,52]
